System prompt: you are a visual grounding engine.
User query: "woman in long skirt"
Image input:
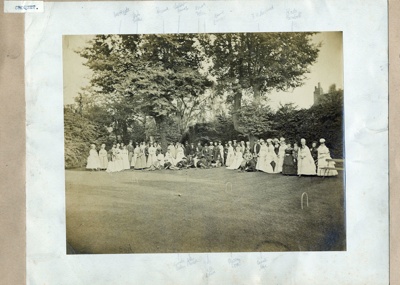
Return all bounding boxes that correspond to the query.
[317,139,338,177]
[256,140,274,173]
[98,144,108,170]
[275,138,287,173]
[262,139,275,173]
[310,141,319,169]
[114,144,124,172]
[131,143,139,168]
[175,142,185,165]
[297,138,316,176]
[227,147,243,170]
[225,141,235,167]
[121,145,130,170]
[127,141,134,168]
[86,144,100,170]
[134,142,147,169]
[282,143,297,175]
[106,145,117,173]
[146,143,157,168]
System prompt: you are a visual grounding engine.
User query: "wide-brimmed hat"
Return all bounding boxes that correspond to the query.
[319,138,326,143]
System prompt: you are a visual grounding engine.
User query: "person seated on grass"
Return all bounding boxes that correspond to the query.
[192,154,199,168]
[239,148,254,172]
[196,155,209,169]
[202,143,212,163]
[146,153,164,171]
[210,159,222,168]
[163,159,179,170]
[163,159,172,170]
[245,156,257,172]
[176,157,190,169]
[186,155,196,168]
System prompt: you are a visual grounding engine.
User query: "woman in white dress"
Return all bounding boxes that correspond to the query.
[174,143,185,165]
[297,138,316,176]
[264,139,276,174]
[164,149,176,167]
[131,144,139,168]
[256,140,273,173]
[146,143,157,168]
[121,145,130,170]
[275,138,287,173]
[227,146,244,170]
[106,145,117,173]
[86,144,100,170]
[317,139,338,177]
[225,141,235,167]
[98,144,108,170]
[114,144,124,172]
[155,151,165,169]
[134,142,147,169]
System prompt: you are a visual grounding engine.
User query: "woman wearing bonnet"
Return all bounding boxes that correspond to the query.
[317,138,338,177]
[297,138,316,177]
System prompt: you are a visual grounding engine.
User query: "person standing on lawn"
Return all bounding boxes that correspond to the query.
[282,143,297,175]
[317,139,338,177]
[297,138,316,176]
[86,144,100,171]
[98,144,108,170]
[310,141,319,168]
[127,141,134,168]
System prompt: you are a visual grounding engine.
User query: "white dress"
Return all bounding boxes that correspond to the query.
[121,149,130,170]
[175,146,185,165]
[265,145,277,174]
[86,149,100,169]
[165,152,175,165]
[275,144,287,173]
[131,147,139,167]
[219,145,224,163]
[297,145,316,175]
[225,146,235,167]
[155,153,165,168]
[227,151,243,169]
[146,146,157,167]
[106,148,117,173]
[167,145,176,159]
[317,145,338,176]
[256,144,274,173]
[114,149,124,172]
[98,149,108,170]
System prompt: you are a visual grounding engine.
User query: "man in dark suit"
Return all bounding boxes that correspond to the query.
[253,139,261,161]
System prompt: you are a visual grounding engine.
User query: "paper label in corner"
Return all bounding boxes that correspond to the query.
[4,1,44,13]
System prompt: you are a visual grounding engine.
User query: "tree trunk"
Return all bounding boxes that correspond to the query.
[114,119,118,142]
[248,133,257,149]
[232,92,242,131]
[154,115,168,152]
[253,83,261,105]
[122,121,128,143]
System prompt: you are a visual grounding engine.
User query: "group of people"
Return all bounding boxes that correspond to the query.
[85,138,338,177]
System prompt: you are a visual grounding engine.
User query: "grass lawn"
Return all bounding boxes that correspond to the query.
[65,167,346,254]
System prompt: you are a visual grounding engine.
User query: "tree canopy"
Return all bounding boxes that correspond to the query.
[205,32,320,135]
[78,34,213,150]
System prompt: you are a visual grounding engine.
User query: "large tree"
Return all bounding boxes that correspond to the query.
[207,33,320,138]
[79,34,213,150]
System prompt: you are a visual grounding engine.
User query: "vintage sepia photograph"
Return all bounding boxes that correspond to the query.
[63,32,345,254]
